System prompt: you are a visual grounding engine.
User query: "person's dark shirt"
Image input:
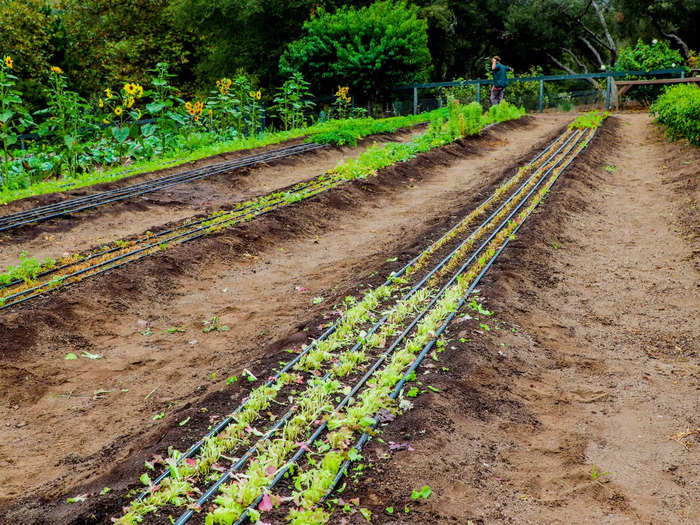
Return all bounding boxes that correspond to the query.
[492,63,512,88]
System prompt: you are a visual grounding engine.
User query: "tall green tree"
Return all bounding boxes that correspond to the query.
[59,0,198,96]
[280,0,431,102]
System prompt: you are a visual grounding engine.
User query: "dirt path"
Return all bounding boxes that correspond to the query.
[0,129,419,268]
[0,114,573,522]
[338,114,699,524]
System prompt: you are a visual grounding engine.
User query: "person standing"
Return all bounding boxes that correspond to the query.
[490,56,513,106]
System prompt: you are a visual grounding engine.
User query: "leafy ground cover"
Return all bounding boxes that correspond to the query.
[650,84,700,146]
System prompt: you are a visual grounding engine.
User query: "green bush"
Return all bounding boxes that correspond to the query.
[650,84,700,146]
[280,0,430,102]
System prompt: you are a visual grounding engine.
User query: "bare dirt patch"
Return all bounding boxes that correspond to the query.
[330,114,699,524]
[0,114,573,524]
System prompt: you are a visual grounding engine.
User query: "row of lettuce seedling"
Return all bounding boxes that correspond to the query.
[205,123,602,524]
[249,126,601,525]
[114,103,528,524]
[195,127,593,523]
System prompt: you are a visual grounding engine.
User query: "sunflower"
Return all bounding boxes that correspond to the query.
[50,66,63,74]
[4,56,13,69]
[123,83,136,96]
[114,106,123,116]
[249,90,256,98]
[126,97,135,108]
[104,88,113,99]
[256,90,262,100]
[103,118,110,124]
[99,98,104,108]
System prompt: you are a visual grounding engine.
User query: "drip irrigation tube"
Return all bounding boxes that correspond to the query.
[0,176,344,310]
[141,126,574,506]
[0,142,327,232]
[322,127,598,507]
[197,130,589,525]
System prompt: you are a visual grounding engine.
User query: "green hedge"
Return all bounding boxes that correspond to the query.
[650,84,700,146]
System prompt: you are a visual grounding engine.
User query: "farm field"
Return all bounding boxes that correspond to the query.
[0,125,423,268]
[0,110,697,525]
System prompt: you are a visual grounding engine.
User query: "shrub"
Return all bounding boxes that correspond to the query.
[650,84,700,146]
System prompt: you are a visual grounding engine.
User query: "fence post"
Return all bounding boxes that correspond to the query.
[680,68,685,79]
[476,83,481,105]
[413,86,418,115]
[538,79,544,113]
[605,76,611,110]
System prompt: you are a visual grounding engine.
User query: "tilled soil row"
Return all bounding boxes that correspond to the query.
[0,113,572,524]
[327,114,699,525]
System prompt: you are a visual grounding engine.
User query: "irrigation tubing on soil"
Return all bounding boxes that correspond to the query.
[0,123,554,310]
[0,172,348,310]
[224,129,590,525]
[134,125,574,508]
[320,127,599,507]
[0,142,327,232]
[163,126,588,525]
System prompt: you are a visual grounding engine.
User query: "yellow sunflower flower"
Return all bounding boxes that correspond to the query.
[114,106,123,116]
[256,90,262,100]
[249,91,256,98]
[4,56,13,69]
[126,97,135,108]
[50,66,63,74]
[99,98,104,108]
[124,83,136,96]
[105,88,113,99]
[103,118,110,124]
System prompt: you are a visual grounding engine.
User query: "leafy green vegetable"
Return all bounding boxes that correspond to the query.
[411,485,432,500]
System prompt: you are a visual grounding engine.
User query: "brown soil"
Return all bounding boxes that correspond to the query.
[0,127,422,268]
[330,114,699,524]
[0,113,573,523]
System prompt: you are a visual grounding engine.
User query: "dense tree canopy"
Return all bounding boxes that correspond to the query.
[0,0,697,105]
[280,1,431,100]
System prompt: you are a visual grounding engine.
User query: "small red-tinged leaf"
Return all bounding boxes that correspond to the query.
[258,494,273,512]
[295,286,308,292]
[349,498,360,506]
[265,465,276,476]
[295,375,304,384]
[296,442,311,452]
[271,494,283,507]
[185,458,197,467]
[377,408,395,422]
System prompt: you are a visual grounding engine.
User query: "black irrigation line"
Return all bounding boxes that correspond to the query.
[228,128,592,525]
[0,142,327,232]
[140,125,574,510]
[0,173,337,293]
[1,121,563,308]
[321,127,599,508]
[198,129,588,525]
[0,175,349,310]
